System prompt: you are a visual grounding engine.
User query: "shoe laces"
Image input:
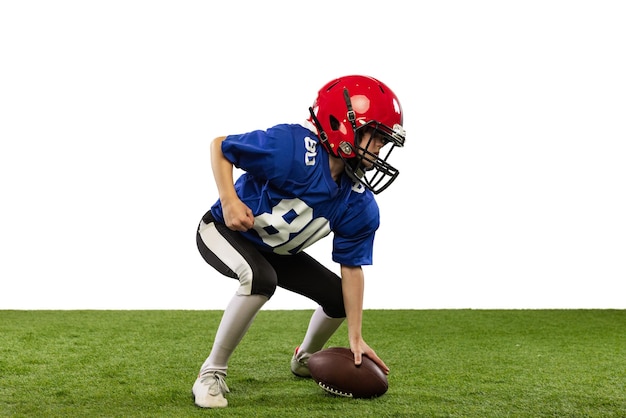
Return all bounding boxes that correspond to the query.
[295,347,310,365]
[200,372,230,395]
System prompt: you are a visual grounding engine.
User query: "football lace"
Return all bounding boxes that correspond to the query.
[317,382,353,398]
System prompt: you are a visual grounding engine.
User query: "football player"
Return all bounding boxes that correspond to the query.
[193,75,406,408]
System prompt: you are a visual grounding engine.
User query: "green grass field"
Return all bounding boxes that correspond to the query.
[1,309,624,417]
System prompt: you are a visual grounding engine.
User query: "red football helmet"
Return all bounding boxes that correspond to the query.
[308,75,406,194]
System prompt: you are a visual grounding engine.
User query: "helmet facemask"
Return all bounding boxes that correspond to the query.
[342,121,406,194]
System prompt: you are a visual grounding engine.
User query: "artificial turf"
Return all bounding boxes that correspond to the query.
[1,309,624,417]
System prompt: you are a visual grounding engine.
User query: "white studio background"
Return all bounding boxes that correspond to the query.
[1,1,624,310]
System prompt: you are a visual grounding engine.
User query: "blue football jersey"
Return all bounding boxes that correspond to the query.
[210,124,380,266]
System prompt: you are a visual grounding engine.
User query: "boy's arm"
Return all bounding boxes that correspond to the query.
[210,136,254,231]
[341,264,389,374]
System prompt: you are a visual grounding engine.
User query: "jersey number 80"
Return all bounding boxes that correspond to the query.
[253,198,331,255]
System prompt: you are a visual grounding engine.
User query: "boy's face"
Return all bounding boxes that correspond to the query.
[356,130,387,169]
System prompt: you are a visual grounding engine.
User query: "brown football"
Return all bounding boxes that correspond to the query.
[307,347,388,398]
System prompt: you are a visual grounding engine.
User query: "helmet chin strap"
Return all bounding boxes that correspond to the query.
[309,88,369,185]
[342,88,358,132]
[308,106,336,157]
[340,88,369,181]
[309,88,360,158]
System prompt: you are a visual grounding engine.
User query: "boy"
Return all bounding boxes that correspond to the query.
[194,75,406,408]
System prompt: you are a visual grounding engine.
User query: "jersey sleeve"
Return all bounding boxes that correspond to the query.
[331,194,380,266]
[221,126,295,183]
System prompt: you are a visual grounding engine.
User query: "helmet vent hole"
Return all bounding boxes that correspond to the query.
[329,115,340,131]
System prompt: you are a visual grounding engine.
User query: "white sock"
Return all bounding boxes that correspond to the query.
[297,306,345,357]
[200,293,268,377]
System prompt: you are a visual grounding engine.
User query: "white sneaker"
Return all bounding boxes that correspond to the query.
[290,346,311,377]
[192,372,229,408]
